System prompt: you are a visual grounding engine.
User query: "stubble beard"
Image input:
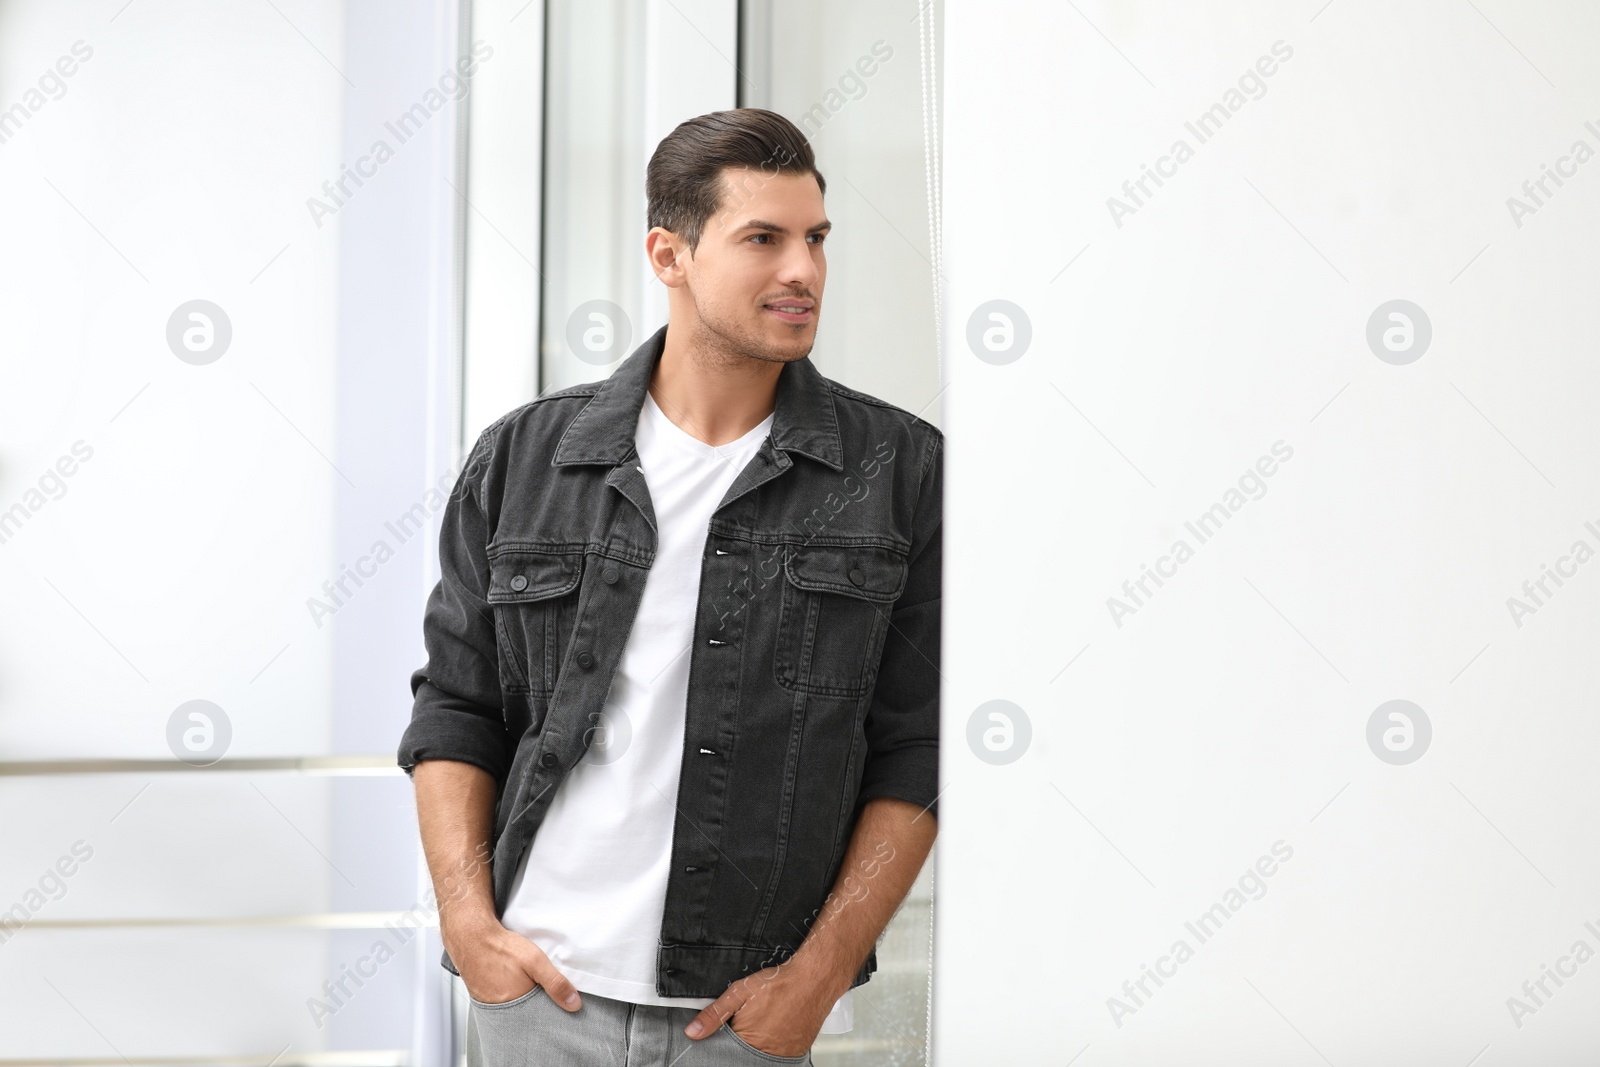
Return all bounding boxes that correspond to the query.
[687,294,816,371]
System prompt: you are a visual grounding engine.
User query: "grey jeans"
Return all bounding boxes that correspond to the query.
[466,984,815,1066]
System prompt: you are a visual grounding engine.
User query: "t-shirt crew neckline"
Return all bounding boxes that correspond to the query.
[642,391,773,461]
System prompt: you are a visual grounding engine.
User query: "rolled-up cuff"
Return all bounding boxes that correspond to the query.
[854,742,939,821]
[396,680,512,783]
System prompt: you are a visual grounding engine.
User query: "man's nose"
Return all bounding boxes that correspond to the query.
[778,242,820,290]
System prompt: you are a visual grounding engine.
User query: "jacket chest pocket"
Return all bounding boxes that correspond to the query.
[773,543,908,699]
[487,547,584,698]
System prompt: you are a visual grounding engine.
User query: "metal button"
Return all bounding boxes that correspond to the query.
[576,650,595,669]
[602,566,619,584]
[510,574,528,592]
[540,752,558,768]
[848,567,866,587]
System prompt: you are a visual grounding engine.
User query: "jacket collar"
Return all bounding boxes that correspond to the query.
[552,323,844,472]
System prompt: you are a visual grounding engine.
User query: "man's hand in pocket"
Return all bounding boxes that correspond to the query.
[448,916,582,1011]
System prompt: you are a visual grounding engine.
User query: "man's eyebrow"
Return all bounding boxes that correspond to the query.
[739,219,832,235]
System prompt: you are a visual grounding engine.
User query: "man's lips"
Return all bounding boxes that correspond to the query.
[763,301,814,323]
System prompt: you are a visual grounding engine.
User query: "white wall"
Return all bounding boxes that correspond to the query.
[940,1,1600,1063]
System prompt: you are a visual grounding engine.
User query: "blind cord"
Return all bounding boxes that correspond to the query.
[917,0,944,386]
[915,5,941,1063]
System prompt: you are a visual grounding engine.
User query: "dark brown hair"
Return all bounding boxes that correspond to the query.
[646,108,826,254]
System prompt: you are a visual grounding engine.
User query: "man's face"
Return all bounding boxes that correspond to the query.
[676,167,828,364]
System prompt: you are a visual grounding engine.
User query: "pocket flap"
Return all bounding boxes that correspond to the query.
[486,546,583,603]
[782,543,907,602]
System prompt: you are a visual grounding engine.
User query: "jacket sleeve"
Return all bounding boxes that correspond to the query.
[397,429,514,783]
[854,428,943,821]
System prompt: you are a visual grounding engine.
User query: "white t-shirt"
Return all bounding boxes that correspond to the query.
[501,390,854,1033]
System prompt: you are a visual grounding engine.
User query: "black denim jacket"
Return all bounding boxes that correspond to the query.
[397,324,942,997]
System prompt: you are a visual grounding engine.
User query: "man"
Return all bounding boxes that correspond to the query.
[398,108,942,1065]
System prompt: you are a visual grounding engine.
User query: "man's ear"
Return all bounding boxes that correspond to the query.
[646,226,689,288]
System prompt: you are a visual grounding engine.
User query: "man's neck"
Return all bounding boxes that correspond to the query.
[649,322,782,447]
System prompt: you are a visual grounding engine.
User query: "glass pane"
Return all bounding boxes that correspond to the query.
[539,0,649,394]
[0,0,462,1059]
[740,0,943,431]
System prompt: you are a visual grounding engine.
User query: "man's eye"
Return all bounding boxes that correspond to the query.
[749,234,771,244]
[808,233,826,245]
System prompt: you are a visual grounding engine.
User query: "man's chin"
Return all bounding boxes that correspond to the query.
[758,324,817,361]
[769,340,816,363]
